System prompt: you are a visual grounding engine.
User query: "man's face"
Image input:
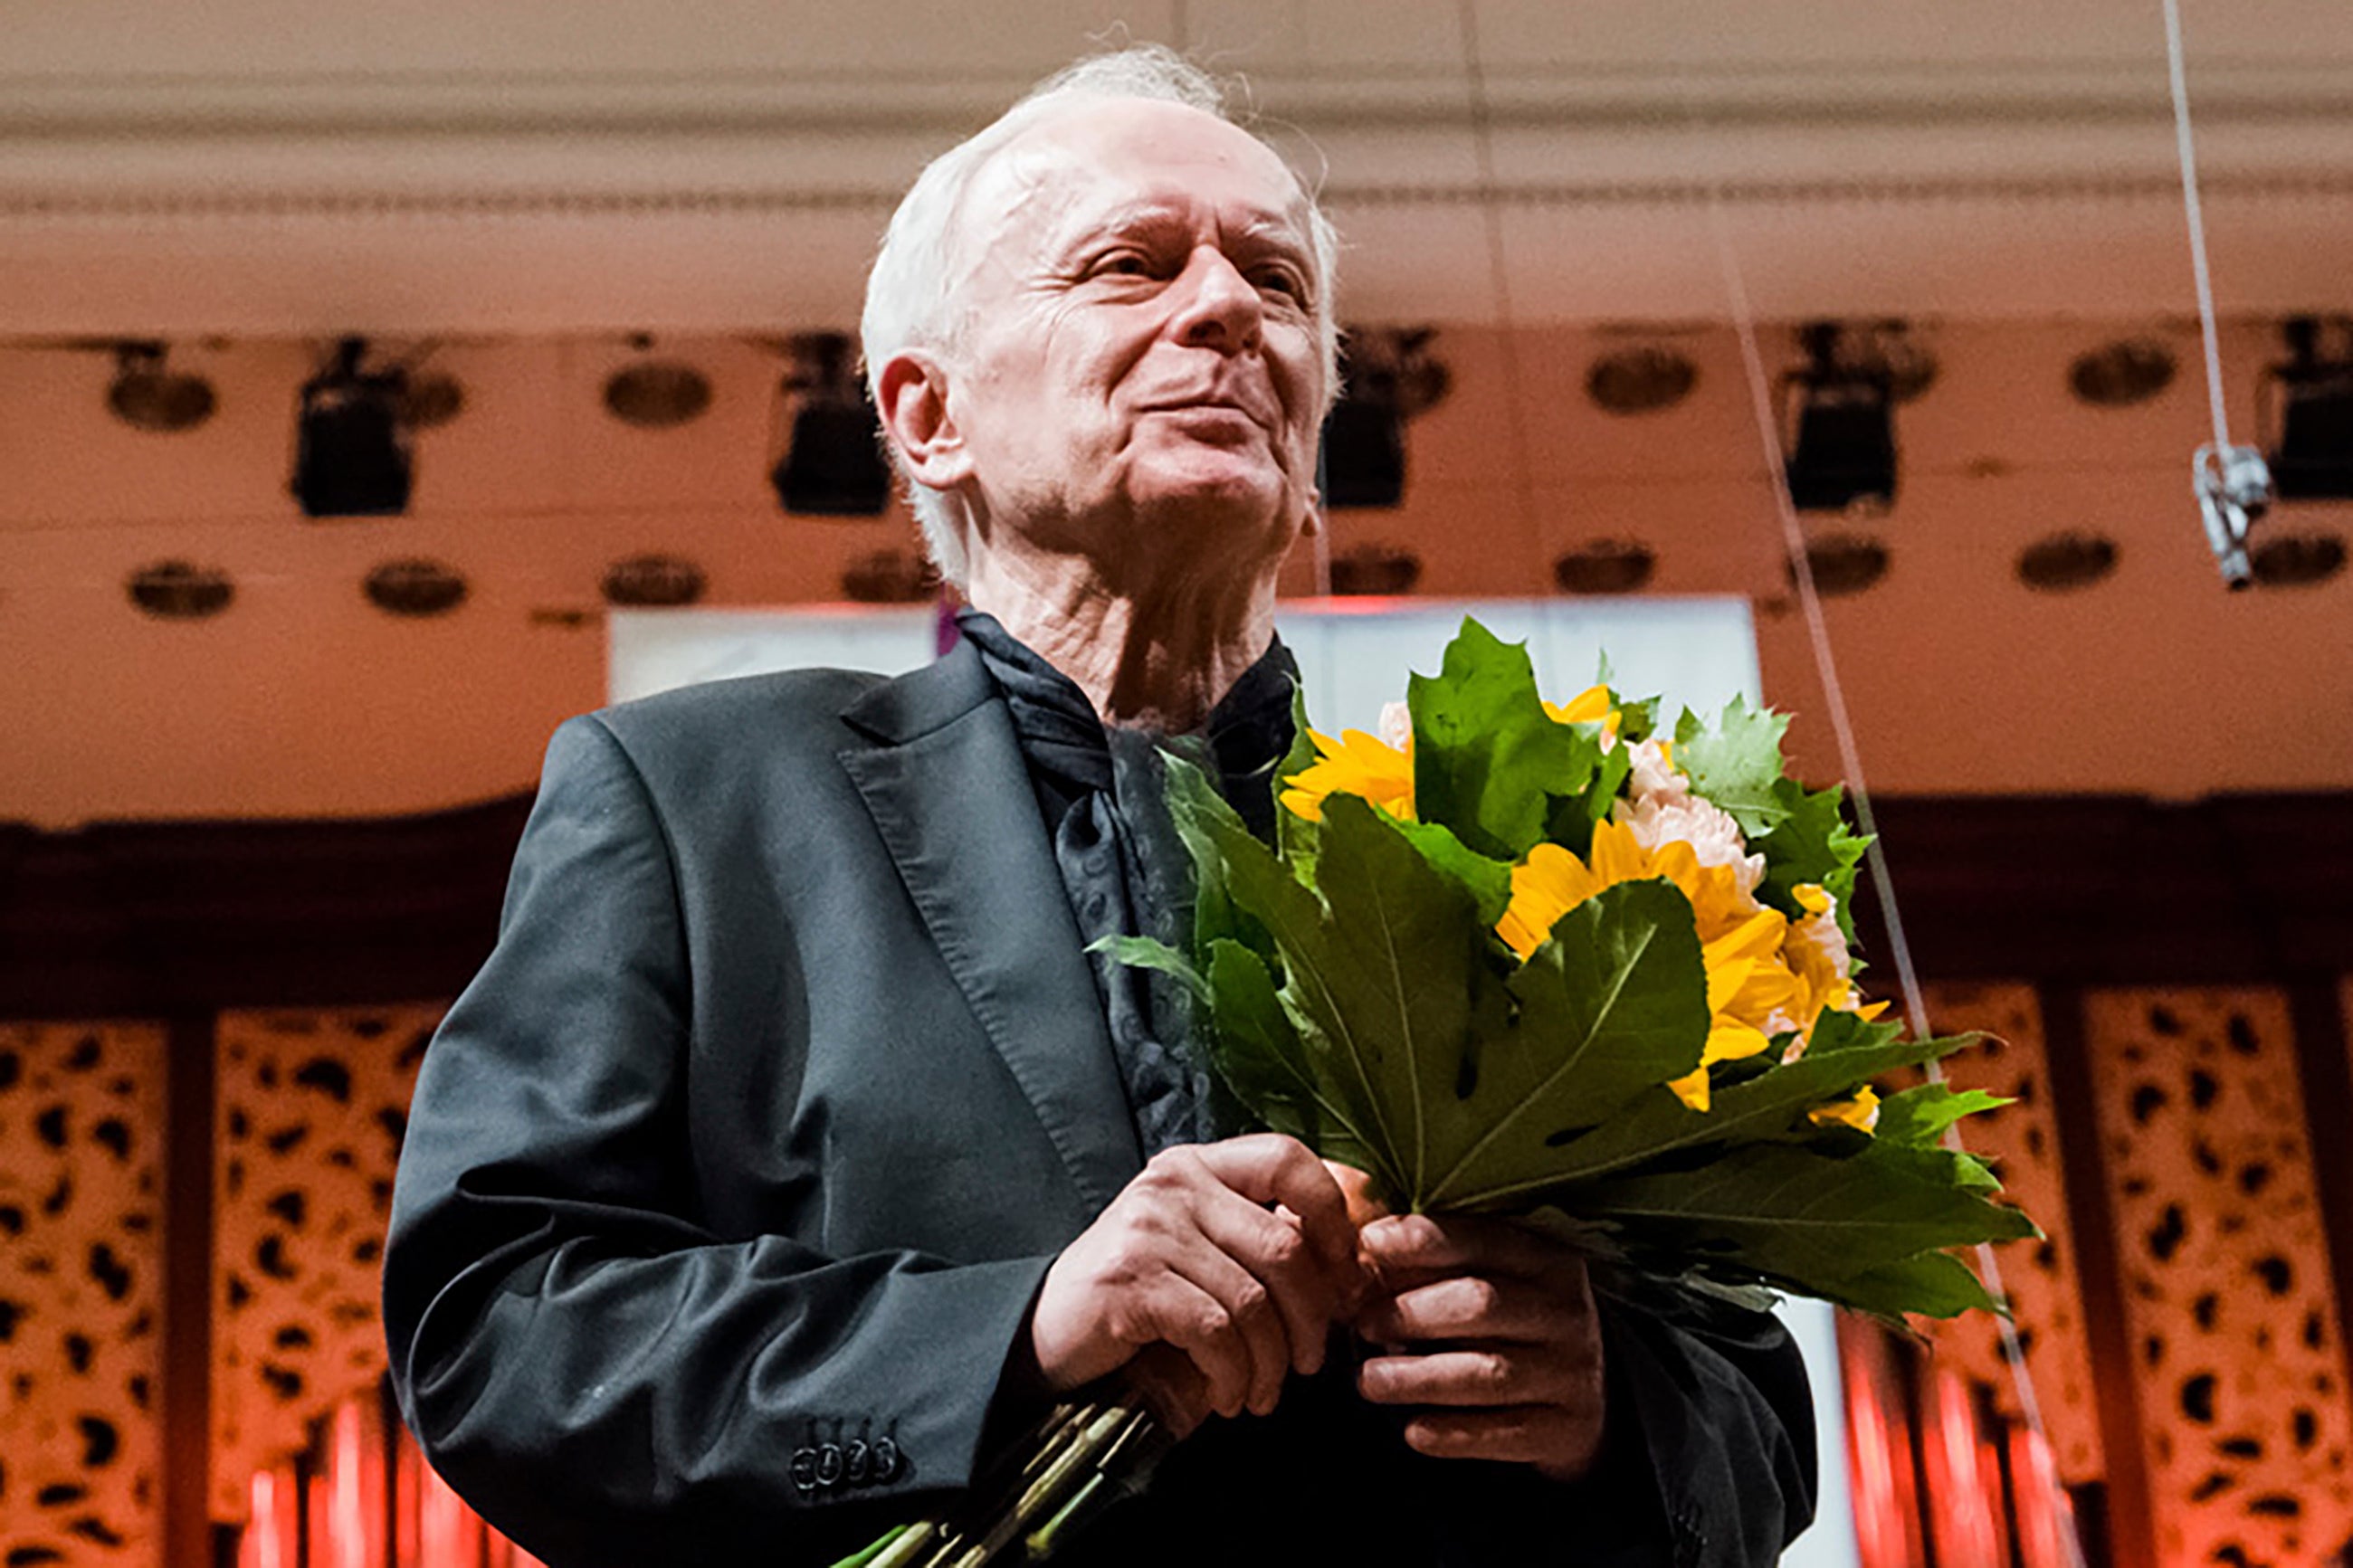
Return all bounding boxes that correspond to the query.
[939,99,1329,580]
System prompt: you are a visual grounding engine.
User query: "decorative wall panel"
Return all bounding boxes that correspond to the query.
[0,1021,167,1568]
[2084,987,2353,1567]
[208,1005,440,1521]
[1917,981,2106,1485]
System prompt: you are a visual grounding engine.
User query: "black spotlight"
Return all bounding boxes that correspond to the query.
[1782,322,1899,515]
[2263,317,2353,500]
[770,332,891,517]
[292,337,413,518]
[1319,328,1448,510]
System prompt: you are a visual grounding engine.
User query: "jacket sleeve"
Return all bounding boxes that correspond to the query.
[382,715,1054,1568]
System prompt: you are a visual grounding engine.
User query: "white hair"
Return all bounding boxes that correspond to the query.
[860,44,1342,586]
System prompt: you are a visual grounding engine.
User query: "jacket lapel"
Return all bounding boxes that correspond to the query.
[836,643,1144,1215]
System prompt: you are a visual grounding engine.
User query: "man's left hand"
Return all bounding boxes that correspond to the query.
[1352,1212,1606,1483]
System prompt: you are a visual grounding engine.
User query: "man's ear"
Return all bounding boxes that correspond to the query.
[875,352,974,492]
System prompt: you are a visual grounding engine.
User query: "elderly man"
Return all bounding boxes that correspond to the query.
[385,48,1814,1568]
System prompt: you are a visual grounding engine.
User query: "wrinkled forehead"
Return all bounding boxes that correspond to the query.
[955,98,1320,280]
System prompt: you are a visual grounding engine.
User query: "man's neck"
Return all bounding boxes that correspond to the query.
[963,553,1276,734]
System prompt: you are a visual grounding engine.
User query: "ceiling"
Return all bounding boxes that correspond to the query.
[6,0,2353,330]
[1,1,2348,827]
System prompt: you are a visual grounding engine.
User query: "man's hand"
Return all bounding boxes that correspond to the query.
[1030,1135,1361,1433]
[1353,1212,1607,1482]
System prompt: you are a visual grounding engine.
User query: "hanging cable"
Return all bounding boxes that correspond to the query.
[2163,0,2276,586]
[1677,83,2092,1568]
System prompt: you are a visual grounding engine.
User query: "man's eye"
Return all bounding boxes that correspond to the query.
[1092,252,1154,278]
[1255,269,1309,302]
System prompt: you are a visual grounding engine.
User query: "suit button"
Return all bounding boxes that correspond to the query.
[815,1443,844,1487]
[871,1436,900,1484]
[843,1439,871,1487]
[787,1447,818,1495]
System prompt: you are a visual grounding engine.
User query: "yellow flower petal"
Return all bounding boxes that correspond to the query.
[1808,1084,1881,1133]
[1280,727,1415,824]
[1666,1064,1711,1112]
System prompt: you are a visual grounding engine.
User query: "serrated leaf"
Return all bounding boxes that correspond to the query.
[1874,1084,2013,1150]
[1393,819,1514,927]
[1201,939,1339,1155]
[1087,935,1206,1003]
[1420,879,1712,1210]
[1754,777,1872,940]
[1589,1139,2039,1297]
[1819,1250,2005,1321]
[1518,1023,1970,1189]
[1408,619,1587,860]
[1673,698,1794,837]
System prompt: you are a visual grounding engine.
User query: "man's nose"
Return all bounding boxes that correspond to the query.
[1171,246,1262,352]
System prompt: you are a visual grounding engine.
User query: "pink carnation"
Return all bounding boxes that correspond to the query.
[1614,790,1767,899]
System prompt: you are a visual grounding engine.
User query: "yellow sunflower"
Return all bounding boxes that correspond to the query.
[1495,822,1805,1112]
[1279,727,1415,823]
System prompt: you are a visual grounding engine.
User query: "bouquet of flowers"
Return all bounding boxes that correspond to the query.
[838,617,2034,1567]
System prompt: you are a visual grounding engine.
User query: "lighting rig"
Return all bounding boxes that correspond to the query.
[291,337,414,518]
[1779,321,1922,516]
[1319,327,1447,509]
[770,332,891,517]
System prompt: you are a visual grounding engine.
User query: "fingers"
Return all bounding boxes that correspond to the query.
[1190,1136,1359,1272]
[1399,1404,1605,1477]
[1358,1272,1568,1345]
[1358,1212,1578,1286]
[1122,1345,1213,1438]
[1030,1135,1360,1419]
[1358,1341,1598,1410]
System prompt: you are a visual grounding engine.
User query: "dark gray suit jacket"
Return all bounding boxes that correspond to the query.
[383,641,1816,1568]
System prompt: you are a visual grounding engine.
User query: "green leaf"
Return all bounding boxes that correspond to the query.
[1819,1250,2005,1322]
[1590,1138,2039,1299]
[1408,619,1587,860]
[1753,777,1872,940]
[1673,697,1794,837]
[1420,879,1712,1210]
[1274,685,1323,879]
[1201,939,1334,1154]
[1393,819,1514,927]
[1087,935,1206,1004]
[1873,1084,2014,1150]
[1521,1022,1969,1188]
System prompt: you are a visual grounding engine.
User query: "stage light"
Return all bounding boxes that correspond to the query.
[770,332,890,517]
[1554,539,1657,594]
[292,338,413,518]
[2015,532,2120,593]
[602,554,708,607]
[1781,322,1904,516]
[1585,344,1696,415]
[605,339,712,429]
[107,342,216,432]
[1792,533,1890,597]
[1327,543,1422,596]
[841,548,938,603]
[127,560,233,620]
[364,558,467,617]
[2263,317,2353,500]
[2068,337,2176,407]
[1320,328,1448,510]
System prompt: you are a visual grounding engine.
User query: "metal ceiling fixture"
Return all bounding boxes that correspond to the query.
[2249,530,2347,587]
[1791,533,1889,597]
[1584,345,1697,416]
[771,332,891,517]
[1322,327,1449,509]
[1326,543,1422,596]
[2015,531,2120,592]
[602,553,708,607]
[293,337,414,518]
[840,547,938,604]
[1780,322,1925,517]
[364,558,468,617]
[1553,539,1657,594]
[2068,338,2177,407]
[2262,316,2353,501]
[605,347,714,429]
[107,342,216,432]
[127,560,233,619]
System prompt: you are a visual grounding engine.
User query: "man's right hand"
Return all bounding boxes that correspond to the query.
[1028,1134,1361,1431]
